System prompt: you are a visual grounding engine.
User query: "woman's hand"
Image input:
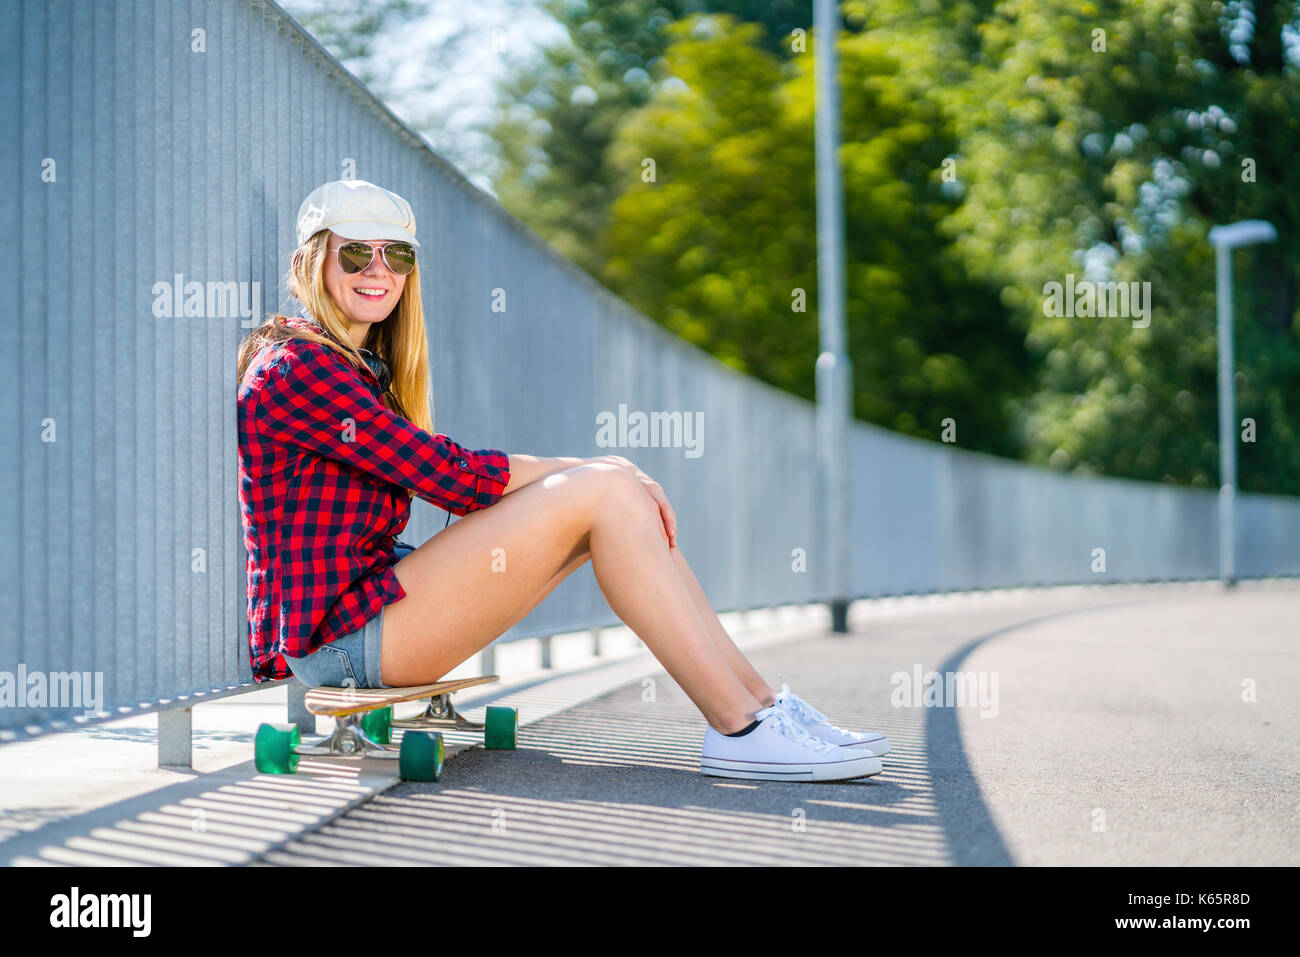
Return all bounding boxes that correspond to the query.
[591,454,677,550]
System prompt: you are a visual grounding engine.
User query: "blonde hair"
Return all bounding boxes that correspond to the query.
[237,228,436,452]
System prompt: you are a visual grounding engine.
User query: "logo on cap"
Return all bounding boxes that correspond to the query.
[297,202,326,239]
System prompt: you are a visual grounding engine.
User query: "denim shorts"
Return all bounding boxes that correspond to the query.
[284,543,415,690]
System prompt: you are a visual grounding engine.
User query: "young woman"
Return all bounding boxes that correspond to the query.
[236,179,889,782]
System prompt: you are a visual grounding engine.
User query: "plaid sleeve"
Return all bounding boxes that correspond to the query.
[254,340,510,515]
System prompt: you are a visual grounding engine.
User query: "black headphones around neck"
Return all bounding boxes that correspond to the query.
[358,348,392,398]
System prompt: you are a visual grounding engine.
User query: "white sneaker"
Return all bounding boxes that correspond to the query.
[774,675,891,756]
[700,704,882,782]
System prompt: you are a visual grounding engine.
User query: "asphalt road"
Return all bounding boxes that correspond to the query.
[255,582,1299,866]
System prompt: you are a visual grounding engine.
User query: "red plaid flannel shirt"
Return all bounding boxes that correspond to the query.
[237,315,511,681]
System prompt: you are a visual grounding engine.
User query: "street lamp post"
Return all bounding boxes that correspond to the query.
[813,0,851,632]
[1206,219,1277,587]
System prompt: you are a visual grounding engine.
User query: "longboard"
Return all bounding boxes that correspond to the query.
[305,674,500,717]
[255,674,517,782]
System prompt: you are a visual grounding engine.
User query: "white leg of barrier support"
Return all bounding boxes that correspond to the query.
[539,635,554,669]
[590,626,602,657]
[158,706,192,769]
[286,681,314,732]
[480,643,496,675]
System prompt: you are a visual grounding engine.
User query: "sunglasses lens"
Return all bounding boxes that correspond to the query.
[338,242,374,274]
[384,243,416,275]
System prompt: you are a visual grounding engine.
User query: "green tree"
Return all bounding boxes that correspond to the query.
[598,14,1031,452]
[488,1,816,271]
[916,0,1300,492]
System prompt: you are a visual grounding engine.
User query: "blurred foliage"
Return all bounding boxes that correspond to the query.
[877,0,1300,491]
[597,16,1029,452]
[490,0,1034,458]
[490,0,1300,494]
[489,2,814,272]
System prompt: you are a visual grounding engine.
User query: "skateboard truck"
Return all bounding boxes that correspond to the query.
[295,711,399,759]
[393,692,485,731]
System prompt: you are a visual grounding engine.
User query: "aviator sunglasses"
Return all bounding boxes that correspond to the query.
[331,239,417,276]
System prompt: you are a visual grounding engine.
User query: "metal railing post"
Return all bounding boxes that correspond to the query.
[286,681,314,732]
[158,706,192,769]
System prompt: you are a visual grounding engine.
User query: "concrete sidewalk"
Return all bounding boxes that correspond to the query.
[255,580,1299,866]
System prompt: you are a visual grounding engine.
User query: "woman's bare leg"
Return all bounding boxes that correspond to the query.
[667,547,777,708]
[487,530,774,706]
[504,540,776,707]
[379,462,763,733]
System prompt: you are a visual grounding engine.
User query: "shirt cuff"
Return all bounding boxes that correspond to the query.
[456,448,511,510]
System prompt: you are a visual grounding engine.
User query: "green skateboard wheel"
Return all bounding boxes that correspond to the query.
[399,730,444,782]
[254,722,301,774]
[360,705,393,744]
[484,706,518,750]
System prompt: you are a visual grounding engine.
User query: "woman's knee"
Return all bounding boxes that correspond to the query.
[551,461,647,522]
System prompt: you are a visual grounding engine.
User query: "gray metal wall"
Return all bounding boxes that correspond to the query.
[2,0,1298,739]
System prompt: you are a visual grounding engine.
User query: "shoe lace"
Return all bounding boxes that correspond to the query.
[776,673,831,726]
[758,704,837,752]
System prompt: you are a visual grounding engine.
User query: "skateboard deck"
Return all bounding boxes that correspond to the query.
[256,674,517,782]
[304,674,499,717]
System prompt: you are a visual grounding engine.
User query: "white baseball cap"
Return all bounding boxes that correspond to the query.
[295,179,420,248]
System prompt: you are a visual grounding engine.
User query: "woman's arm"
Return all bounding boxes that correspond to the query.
[500,453,587,494]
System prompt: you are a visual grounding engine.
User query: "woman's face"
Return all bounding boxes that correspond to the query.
[322,230,410,337]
